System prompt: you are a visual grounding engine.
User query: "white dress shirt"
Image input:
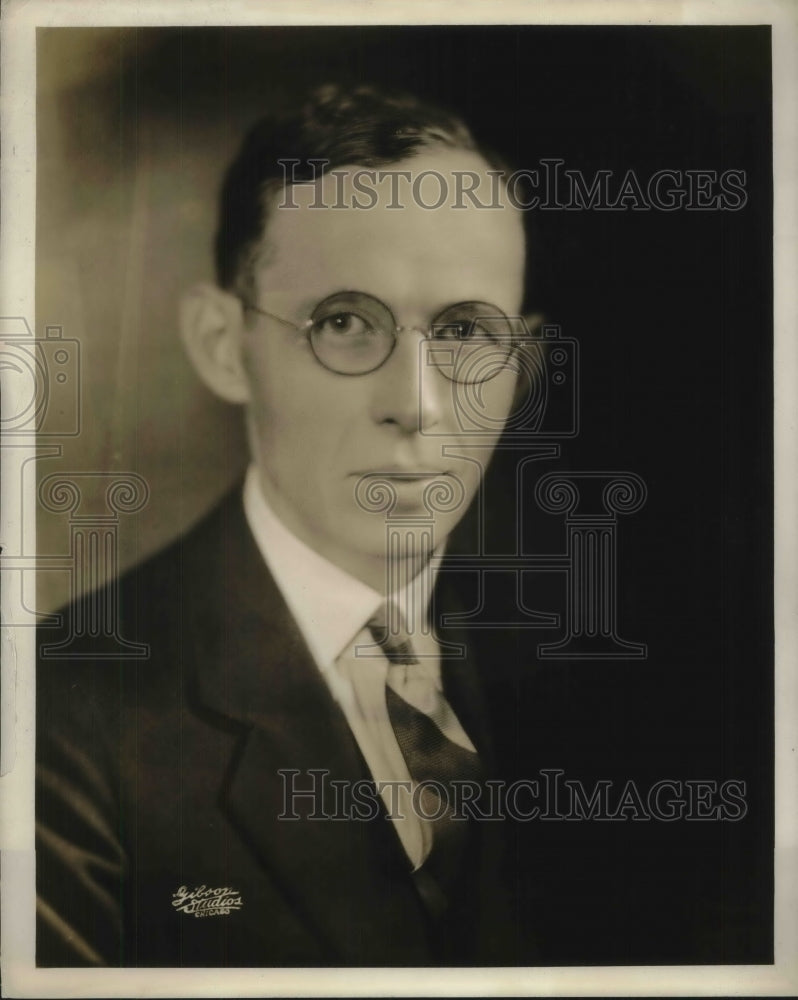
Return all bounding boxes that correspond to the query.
[242,465,475,869]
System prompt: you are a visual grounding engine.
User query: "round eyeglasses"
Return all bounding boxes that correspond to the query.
[241,290,529,384]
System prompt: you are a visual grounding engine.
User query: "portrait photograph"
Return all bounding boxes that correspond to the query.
[1,1,795,997]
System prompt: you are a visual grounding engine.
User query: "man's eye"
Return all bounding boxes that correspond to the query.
[316,312,372,338]
[435,320,497,341]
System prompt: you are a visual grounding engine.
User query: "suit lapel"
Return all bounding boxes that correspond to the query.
[183,490,430,963]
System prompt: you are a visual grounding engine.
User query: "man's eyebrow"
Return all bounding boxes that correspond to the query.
[288,289,369,319]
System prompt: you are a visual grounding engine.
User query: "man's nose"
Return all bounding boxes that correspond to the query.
[369,330,445,433]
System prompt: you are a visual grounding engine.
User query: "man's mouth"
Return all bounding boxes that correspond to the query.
[352,469,450,481]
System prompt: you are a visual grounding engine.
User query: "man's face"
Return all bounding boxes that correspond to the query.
[241,146,525,588]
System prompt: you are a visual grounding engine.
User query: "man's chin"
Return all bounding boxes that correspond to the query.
[345,512,457,561]
[349,472,469,529]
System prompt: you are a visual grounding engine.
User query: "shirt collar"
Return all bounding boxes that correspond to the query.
[242,465,440,671]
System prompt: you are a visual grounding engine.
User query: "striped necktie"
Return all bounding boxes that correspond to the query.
[367,603,484,917]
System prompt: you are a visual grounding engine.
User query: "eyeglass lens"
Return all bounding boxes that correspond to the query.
[308,291,521,382]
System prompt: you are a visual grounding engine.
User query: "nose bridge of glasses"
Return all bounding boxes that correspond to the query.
[391,324,451,379]
[395,322,433,339]
[386,324,433,377]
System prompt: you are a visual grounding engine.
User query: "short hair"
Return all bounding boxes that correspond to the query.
[214,83,511,298]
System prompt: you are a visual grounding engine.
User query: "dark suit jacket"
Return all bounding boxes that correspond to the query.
[36,488,530,967]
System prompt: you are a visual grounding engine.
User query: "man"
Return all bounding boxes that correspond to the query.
[36,84,537,967]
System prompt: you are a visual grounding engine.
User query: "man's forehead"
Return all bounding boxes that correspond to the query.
[284,146,508,209]
[258,146,525,308]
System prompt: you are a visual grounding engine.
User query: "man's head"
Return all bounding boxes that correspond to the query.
[181,84,530,590]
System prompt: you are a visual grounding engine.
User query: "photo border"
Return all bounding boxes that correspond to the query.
[1,0,796,995]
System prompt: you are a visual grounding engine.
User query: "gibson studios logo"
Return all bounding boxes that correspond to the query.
[171,884,243,918]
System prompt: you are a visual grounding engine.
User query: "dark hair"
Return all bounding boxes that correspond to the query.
[214,83,510,297]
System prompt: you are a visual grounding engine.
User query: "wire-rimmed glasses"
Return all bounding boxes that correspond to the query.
[241,290,531,384]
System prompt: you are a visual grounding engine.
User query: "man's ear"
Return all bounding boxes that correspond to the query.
[179,283,251,404]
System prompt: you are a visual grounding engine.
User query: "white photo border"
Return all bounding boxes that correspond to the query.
[1,0,796,996]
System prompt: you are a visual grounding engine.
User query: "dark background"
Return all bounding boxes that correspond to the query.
[37,26,773,964]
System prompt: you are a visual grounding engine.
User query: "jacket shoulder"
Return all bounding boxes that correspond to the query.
[41,485,244,642]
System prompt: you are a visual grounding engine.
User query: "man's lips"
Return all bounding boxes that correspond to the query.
[350,469,451,480]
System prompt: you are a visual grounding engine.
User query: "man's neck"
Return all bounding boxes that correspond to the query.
[250,467,435,595]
